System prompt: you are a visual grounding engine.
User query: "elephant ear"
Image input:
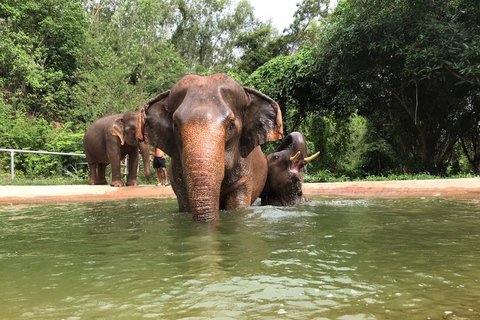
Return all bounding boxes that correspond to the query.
[138,91,175,155]
[111,116,125,145]
[239,87,283,158]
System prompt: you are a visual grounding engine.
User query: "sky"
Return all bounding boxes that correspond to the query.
[248,0,299,32]
[247,0,338,32]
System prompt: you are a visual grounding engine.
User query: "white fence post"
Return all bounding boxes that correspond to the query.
[10,151,14,180]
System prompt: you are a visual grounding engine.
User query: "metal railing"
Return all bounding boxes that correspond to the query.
[0,148,86,179]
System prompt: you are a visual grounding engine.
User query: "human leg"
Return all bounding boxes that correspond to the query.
[162,167,169,186]
[155,167,163,185]
[153,157,163,185]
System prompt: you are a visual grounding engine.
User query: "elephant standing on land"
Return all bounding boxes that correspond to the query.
[137,73,283,221]
[83,111,151,187]
[261,132,319,206]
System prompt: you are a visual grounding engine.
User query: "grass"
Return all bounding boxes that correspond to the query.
[0,175,89,186]
[0,171,478,186]
[0,170,162,186]
[304,171,479,183]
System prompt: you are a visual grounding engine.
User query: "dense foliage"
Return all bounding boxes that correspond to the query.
[1,0,479,180]
[313,0,480,176]
[249,0,480,177]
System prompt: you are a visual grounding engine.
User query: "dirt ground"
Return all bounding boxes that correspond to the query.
[0,178,479,204]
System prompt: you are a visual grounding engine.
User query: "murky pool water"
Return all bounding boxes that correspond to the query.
[1,197,480,319]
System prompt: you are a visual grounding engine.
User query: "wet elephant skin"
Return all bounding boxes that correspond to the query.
[138,73,283,221]
[261,132,319,206]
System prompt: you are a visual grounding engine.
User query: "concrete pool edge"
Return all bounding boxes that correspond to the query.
[0,184,176,203]
[1,178,479,203]
[305,178,480,201]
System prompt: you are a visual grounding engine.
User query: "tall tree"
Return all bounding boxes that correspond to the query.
[458,93,480,174]
[234,25,288,76]
[106,0,177,101]
[235,0,331,77]
[72,0,185,123]
[170,0,260,72]
[0,0,87,121]
[284,0,331,52]
[308,0,480,174]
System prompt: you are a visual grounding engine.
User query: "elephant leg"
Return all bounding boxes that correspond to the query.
[169,158,190,212]
[222,185,252,210]
[126,152,140,186]
[88,163,97,185]
[96,163,108,185]
[108,149,124,187]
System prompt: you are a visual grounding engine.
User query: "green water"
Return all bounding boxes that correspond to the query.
[1,198,480,320]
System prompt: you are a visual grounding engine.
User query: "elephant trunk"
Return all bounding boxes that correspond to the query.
[182,124,225,222]
[277,132,308,159]
[139,142,151,178]
[277,132,308,173]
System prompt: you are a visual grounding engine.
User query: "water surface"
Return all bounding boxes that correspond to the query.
[1,198,480,319]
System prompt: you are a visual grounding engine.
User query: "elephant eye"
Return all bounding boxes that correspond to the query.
[225,114,236,138]
[172,115,179,131]
[228,121,236,132]
[273,154,279,160]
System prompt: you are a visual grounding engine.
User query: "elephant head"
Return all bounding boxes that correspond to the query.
[261,132,319,206]
[110,111,151,180]
[110,111,141,147]
[138,73,283,221]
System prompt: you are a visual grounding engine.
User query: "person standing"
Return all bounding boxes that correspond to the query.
[153,147,169,186]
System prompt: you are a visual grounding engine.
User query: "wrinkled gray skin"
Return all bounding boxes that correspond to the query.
[261,132,317,206]
[138,73,283,222]
[83,111,151,187]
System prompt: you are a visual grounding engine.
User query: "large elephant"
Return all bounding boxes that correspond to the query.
[137,73,283,221]
[83,111,151,187]
[261,132,319,206]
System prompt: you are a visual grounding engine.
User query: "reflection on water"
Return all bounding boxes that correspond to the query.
[1,198,480,319]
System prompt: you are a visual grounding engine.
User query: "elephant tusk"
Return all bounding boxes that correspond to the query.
[290,151,301,162]
[305,151,320,163]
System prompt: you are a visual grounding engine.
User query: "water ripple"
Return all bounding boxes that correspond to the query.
[2,198,480,319]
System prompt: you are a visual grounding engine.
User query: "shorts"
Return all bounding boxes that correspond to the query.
[153,157,166,168]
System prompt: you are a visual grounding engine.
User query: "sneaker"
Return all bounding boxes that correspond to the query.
[157,183,163,186]
[165,183,170,187]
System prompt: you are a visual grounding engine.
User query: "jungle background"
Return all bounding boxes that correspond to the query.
[1,0,479,183]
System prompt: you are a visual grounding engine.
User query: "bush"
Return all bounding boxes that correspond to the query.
[0,102,86,178]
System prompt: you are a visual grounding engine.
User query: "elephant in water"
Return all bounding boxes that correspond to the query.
[83,111,151,187]
[137,73,283,221]
[261,132,319,206]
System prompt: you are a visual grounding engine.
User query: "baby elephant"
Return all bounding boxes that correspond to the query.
[261,132,319,206]
[83,111,151,187]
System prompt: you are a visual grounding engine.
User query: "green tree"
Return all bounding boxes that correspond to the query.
[72,0,185,123]
[170,0,261,72]
[104,0,179,106]
[234,25,285,76]
[235,0,331,78]
[284,0,331,52]
[0,0,87,121]
[246,48,319,133]
[309,0,480,175]
[458,93,480,174]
